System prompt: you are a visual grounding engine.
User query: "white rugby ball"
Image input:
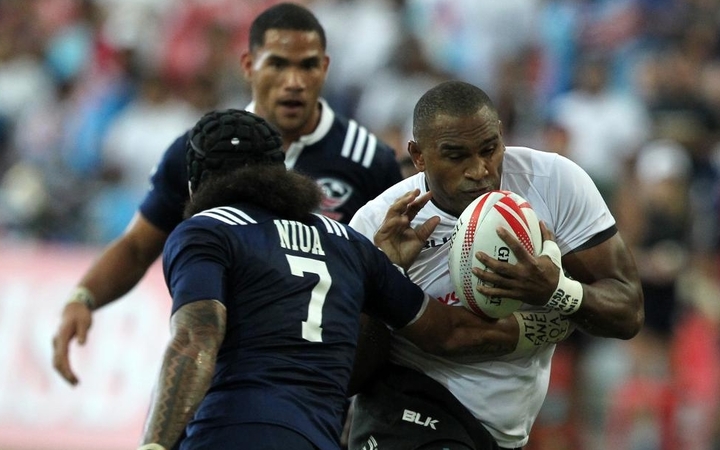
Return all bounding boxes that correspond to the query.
[448,190,542,319]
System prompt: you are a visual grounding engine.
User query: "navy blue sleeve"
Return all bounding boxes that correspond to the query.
[352,231,426,329]
[163,220,230,315]
[139,132,191,233]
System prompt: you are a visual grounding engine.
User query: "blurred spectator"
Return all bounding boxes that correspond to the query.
[624,139,693,340]
[158,0,282,95]
[354,32,448,176]
[86,70,200,243]
[311,0,405,116]
[548,53,651,202]
[403,0,540,97]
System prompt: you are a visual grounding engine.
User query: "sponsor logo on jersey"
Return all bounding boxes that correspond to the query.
[402,409,438,429]
[424,236,451,249]
[317,177,353,221]
[438,291,461,306]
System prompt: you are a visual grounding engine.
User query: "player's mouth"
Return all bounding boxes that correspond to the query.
[462,187,491,198]
[277,99,305,114]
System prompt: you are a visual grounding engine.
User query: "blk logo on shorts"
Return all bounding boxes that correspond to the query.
[402,409,438,429]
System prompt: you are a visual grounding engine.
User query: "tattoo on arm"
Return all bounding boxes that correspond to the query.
[140,300,226,448]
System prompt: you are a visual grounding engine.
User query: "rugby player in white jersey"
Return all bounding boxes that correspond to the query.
[348,80,644,450]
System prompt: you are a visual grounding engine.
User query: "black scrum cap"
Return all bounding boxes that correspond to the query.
[187,109,284,192]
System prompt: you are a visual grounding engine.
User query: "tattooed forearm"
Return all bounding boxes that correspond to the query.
[140,300,227,448]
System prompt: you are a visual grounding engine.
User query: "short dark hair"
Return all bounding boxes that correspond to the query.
[249,2,326,51]
[413,81,497,140]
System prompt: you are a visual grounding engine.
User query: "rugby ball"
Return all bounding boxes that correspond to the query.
[448,190,542,319]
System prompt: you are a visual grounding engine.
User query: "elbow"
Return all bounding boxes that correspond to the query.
[617,289,645,340]
[619,308,645,340]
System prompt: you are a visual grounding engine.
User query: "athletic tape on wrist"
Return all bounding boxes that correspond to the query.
[137,444,166,450]
[513,309,570,352]
[66,286,97,310]
[539,240,583,315]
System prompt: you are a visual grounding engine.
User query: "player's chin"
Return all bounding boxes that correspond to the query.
[274,114,308,134]
[453,192,484,214]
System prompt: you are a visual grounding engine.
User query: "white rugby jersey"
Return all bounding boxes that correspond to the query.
[349,146,615,448]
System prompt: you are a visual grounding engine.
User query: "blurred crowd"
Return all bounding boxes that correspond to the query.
[1,0,720,449]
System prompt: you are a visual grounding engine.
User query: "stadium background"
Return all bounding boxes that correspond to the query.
[1,0,719,449]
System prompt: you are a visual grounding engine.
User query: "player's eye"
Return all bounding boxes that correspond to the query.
[268,59,288,69]
[301,59,320,70]
[481,145,497,157]
[445,153,465,161]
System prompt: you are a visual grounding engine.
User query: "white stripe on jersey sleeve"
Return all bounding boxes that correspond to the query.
[339,119,379,168]
[341,120,358,158]
[316,214,349,239]
[361,133,377,168]
[351,126,368,163]
[195,211,242,225]
[194,206,257,225]
[217,206,257,224]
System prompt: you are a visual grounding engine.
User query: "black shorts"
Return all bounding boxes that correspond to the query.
[179,423,320,450]
[349,364,501,450]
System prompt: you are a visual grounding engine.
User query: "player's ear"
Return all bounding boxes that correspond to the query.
[240,51,253,81]
[408,140,425,172]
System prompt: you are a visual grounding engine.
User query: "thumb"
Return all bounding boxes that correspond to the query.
[415,215,440,241]
[76,322,90,346]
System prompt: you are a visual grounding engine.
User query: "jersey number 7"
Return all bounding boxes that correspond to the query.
[286,255,332,342]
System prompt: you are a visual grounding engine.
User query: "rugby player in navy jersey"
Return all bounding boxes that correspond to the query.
[53,2,403,386]
[135,109,540,450]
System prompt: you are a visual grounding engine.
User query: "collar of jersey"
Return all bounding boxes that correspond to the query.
[245,98,334,169]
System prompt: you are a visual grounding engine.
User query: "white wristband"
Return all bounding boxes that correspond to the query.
[66,286,97,310]
[546,274,583,315]
[513,309,571,352]
[137,444,166,450]
[540,240,583,315]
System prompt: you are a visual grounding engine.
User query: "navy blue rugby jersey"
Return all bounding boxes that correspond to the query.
[139,100,402,232]
[162,203,426,450]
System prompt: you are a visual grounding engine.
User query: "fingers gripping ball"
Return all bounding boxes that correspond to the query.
[449,190,542,319]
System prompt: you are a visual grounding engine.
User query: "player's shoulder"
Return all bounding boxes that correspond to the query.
[349,174,425,232]
[363,174,424,211]
[503,146,582,178]
[312,212,365,243]
[321,100,397,167]
[187,204,270,228]
[163,130,191,160]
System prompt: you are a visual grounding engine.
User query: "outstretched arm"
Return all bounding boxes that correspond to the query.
[139,299,226,450]
[398,298,572,359]
[52,213,168,385]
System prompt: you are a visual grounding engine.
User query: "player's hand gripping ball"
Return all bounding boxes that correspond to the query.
[449,190,542,319]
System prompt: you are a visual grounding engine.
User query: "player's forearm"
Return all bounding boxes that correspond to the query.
[141,301,226,447]
[569,278,644,339]
[408,302,572,359]
[439,308,518,358]
[402,301,517,359]
[140,338,217,447]
[79,235,163,309]
[541,235,644,340]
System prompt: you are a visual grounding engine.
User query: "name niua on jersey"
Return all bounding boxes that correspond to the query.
[274,219,326,255]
